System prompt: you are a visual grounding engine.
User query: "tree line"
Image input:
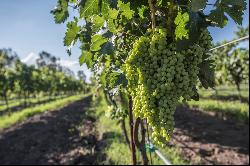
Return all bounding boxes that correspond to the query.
[0,48,88,110]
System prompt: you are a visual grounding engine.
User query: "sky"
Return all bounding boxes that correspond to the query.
[0,0,249,80]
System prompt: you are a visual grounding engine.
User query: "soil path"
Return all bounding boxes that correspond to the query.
[0,96,99,165]
[171,106,249,165]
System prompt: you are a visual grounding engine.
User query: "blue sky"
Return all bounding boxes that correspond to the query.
[0,0,249,77]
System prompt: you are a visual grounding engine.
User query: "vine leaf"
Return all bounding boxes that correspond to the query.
[64,21,81,47]
[51,0,69,24]
[117,0,135,20]
[79,51,93,68]
[107,19,117,33]
[108,8,119,19]
[108,71,128,88]
[208,0,246,27]
[90,35,108,52]
[100,71,107,87]
[79,22,92,44]
[93,15,105,32]
[104,8,119,33]
[176,12,207,50]
[100,42,114,55]
[156,0,168,6]
[208,7,228,28]
[175,12,190,40]
[80,0,99,19]
[221,0,247,25]
[198,59,216,89]
[69,0,77,4]
[191,0,207,12]
[138,5,148,19]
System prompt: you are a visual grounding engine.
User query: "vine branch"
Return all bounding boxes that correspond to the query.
[129,96,137,165]
[148,0,156,30]
[134,118,149,165]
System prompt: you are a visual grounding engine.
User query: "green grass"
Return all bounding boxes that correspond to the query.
[188,99,249,122]
[0,95,67,112]
[0,94,86,129]
[0,101,21,111]
[199,84,249,99]
[189,84,249,122]
[89,94,188,165]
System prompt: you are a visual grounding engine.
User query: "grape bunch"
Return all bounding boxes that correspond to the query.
[124,28,212,146]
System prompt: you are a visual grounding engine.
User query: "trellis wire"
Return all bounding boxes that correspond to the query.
[209,35,249,51]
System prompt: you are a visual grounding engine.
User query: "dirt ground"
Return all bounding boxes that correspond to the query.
[0,97,249,165]
[171,106,249,165]
[0,96,101,165]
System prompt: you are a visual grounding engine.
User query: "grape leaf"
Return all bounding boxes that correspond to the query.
[191,0,207,12]
[221,0,247,7]
[175,12,190,40]
[100,71,107,87]
[102,31,114,38]
[138,5,148,19]
[93,15,105,32]
[177,0,190,6]
[104,55,111,68]
[64,21,81,46]
[69,0,77,4]
[208,7,228,28]
[221,0,247,25]
[107,19,117,33]
[108,8,119,19]
[108,71,128,88]
[80,0,99,19]
[198,59,215,89]
[79,22,92,44]
[100,42,114,55]
[51,0,69,24]
[90,35,108,52]
[79,51,93,68]
[116,73,128,88]
[156,0,168,7]
[176,12,208,51]
[117,0,135,20]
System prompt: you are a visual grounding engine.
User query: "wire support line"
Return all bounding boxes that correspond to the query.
[209,35,249,51]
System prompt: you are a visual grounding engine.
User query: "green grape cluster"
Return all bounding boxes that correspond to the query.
[124,28,212,146]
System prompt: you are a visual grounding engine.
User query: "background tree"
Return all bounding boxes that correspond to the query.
[0,49,19,111]
[213,25,249,101]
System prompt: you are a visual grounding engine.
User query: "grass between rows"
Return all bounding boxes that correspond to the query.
[185,84,249,122]
[0,95,67,112]
[198,85,249,99]
[187,99,249,122]
[89,93,188,165]
[0,94,87,129]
